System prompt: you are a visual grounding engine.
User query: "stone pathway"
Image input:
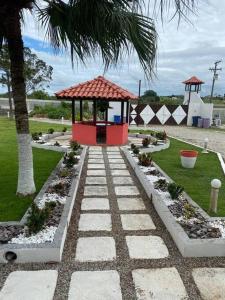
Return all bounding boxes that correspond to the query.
[1,146,225,299]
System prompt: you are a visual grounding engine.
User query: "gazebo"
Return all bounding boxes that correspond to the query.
[55,76,137,145]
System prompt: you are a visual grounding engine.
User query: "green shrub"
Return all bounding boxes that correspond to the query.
[183,203,196,219]
[26,203,49,234]
[138,153,152,167]
[133,147,140,155]
[32,132,40,141]
[168,182,184,199]
[154,179,168,191]
[54,141,61,146]
[48,128,55,134]
[142,137,151,147]
[155,131,167,140]
[70,140,80,151]
[62,127,67,132]
[130,143,136,150]
[63,152,79,168]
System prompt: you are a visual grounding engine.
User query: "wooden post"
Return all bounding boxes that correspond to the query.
[121,101,124,124]
[80,100,83,121]
[93,100,97,124]
[72,99,75,124]
[105,107,108,122]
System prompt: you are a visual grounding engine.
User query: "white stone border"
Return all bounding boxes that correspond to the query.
[122,147,225,257]
[0,146,87,263]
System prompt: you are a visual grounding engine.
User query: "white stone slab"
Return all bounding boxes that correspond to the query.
[121,214,156,230]
[78,213,112,231]
[109,159,124,164]
[88,164,105,169]
[81,198,110,210]
[113,177,133,185]
[75,237,116,262]
[108,155,122,158]
[89,155,104,159]
[89,151,102,155]
[126,236,169,259]
[111,170,130,176]
[115,186,139,196]
[0,270,58,300]
[107,147,120,151]
[84,186,108,196]
[110,164,127,169]
[117,198,146,211]
[89,146,102,151]
[107,152,121,155]
[69,270,122,300]
[88,158,104,164]
[132,268,188,300]
[85,177,107,185]
[87,169,106,176]
[192,268,225,300]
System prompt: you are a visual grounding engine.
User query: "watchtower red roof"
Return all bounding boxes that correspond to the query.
[183,76,204,85]
[55,76,137,101]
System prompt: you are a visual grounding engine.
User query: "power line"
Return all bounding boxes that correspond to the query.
[209,60,222,100]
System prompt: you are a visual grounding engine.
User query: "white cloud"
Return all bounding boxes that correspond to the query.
[1,0,225,97]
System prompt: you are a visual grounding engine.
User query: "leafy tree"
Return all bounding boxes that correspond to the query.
[139,89,160,103]
[0,0,195,196]
[28,90,51,100]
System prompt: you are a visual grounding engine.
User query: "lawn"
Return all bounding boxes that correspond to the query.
[151,138,225,217]
[0,117,71,221]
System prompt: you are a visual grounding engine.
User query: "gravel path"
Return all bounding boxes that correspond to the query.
[1,146,225,299]
[131,125,225,158]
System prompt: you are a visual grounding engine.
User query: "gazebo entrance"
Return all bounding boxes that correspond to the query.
[56,76,137,145]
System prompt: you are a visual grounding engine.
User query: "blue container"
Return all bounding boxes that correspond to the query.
[114,115,121,124]
[192,116,201,127]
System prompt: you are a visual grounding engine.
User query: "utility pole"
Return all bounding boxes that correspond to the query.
[209,60,222,101]
[138,79,141,105]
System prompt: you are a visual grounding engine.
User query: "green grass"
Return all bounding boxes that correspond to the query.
[0,117,71,221]
[151,138,225,217]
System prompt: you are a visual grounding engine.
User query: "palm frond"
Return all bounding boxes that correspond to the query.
[37,0,157,77]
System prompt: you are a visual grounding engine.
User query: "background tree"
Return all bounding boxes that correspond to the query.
[139,89,160,104]
[0,0,195,196]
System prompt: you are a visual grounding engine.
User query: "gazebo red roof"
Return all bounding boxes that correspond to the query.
[183,76,204,85]
[55,76,137,101]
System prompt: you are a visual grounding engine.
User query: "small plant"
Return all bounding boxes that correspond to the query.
[48,128,55,134]
[38,132,42,136]
[70,140,80,151]
[31,132,40,141]
[54,141,61,146]
[62,127,67,133]
[26,203,49,234]
[142,137,151,148]
[183,203,196,219]
[152,140,158,146]
[138,153,152,167]
[154,179,168,191]
[155,131,167,141]
[168,182,184,199]
[58,168,71,178]
[63,152,79,168]
[133,147,140,155]
[130,143,136,150]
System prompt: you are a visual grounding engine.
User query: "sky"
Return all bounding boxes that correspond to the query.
[2,0,225,96]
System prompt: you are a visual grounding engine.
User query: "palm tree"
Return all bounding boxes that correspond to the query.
[0,0,195,196]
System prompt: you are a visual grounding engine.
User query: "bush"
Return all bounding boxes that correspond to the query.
[63,152,79,168]
[70,140,80,151]
[138,153,152,167]
[154,179,168,191]
[168,182,184,199]
[183,203,196,219]
[54,141,61,146]
[155,131,167,141]
[62,127,67,133]
[130,143,136,150]
[32,132,40,141]
[48,128,55,134]
[142,137,151,147]
[133,147,140,155]
[26,203,49,234]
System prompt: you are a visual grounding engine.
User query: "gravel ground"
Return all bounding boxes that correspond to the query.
[1,147,225,299]
[131,125,225,158]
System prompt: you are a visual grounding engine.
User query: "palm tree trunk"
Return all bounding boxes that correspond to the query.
[5,10,36,196]
[6,71,13,119]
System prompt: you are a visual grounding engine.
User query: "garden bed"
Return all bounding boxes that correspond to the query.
[0,145,86,263]
[122,147,225,257]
